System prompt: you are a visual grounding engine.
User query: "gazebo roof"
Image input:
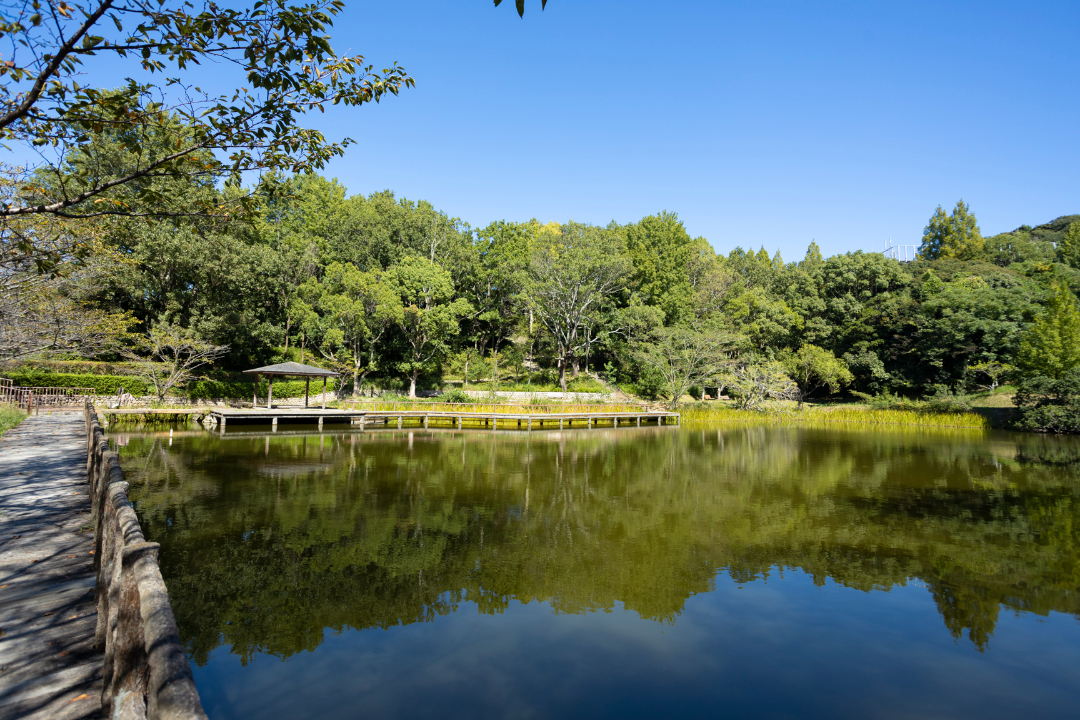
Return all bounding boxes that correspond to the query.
[243,362,339,377]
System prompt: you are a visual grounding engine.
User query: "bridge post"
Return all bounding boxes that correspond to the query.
[457,416,462,430]
[272,417,278,432]
[318,417,323,430]
[397,416,403,429]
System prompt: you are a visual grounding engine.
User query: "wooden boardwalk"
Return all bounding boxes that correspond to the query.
[0,412,101,720]
[206,407,680,431]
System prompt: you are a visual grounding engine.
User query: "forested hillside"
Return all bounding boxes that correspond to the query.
[5,149,1080,428]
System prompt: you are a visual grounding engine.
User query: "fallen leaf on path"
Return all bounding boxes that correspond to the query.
[70,694,88,702]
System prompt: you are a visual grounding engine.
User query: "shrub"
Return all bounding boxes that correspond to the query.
[438,389,471,403]
[1013,371,1080,434]
[187,378,336,400]
[924,386,973,413]
[2,370,335,400]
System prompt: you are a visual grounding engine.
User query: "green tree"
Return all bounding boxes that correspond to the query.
[391,256,471,398]
[1057,222,1080,269]
[317,262,403,395]
[123,323,228,402]
[782,345,853,406]
[635,327,738,410]
[622,211,697,325]
[1017,276,1080,379]
[720,361,799,411]
[919,200,984,260]
[527,222,631,392]
[1,0,413,218]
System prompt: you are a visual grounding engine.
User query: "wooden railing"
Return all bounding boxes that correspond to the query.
[0,380,95,410]
[342,399,646,414]
[85,402,207,719]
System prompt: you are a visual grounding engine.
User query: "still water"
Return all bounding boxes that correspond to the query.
[113,423,1080,719]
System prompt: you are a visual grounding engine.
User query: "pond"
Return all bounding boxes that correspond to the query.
[112,422,1080,720]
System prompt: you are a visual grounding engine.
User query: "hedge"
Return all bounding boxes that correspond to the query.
[3,371,335,400]
[187,378,336,400]
[3,371,149,396]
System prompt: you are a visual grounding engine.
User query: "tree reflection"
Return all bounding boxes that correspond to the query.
[119,425,1080,662]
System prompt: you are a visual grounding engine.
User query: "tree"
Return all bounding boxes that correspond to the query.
[1,0,413,218]
[0,269,129,359]
[317,262,403,396]
[919,200,984,261]
[1057,222,1080,269]
[622,211,697,324]
[527,222,631,392]
[391,256,471,398]
[123,323,228,402]
[721,362,799,411]
[1016,275,1080,379]
[968,361,1015,392]
[782,345,853,406]
[0,209,129,358]
[635,327,738,410]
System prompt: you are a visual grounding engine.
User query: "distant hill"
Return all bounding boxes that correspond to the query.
[997,215,1079,245]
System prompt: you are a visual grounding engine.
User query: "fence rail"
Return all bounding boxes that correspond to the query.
[0,379,96,410]
[85,402,207,719]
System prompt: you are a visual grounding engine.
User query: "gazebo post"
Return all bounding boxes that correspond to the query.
[268,375,274,409]
[322,376,327,410]
[305,377,310,409]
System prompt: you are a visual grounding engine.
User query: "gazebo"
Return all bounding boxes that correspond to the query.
[243,362,340,409]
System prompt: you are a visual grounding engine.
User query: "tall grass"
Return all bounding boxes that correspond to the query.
[341,399,644,415]
[0,405,27,436]
[680,403,990,430]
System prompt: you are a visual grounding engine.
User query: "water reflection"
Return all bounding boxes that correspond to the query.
[117,424,1080,669]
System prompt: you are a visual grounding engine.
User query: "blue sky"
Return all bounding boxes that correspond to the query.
[17,1,1077,259]
[300,0,1076,260]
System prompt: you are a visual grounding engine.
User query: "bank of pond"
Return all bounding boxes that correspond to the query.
[108,420,1080,719]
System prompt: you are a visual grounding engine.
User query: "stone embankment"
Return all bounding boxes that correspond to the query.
[0,407,207,719]
[85,405,206,719]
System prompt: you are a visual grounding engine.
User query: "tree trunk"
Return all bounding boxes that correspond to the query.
[409,372,418,399]
[463,354,469,388]
[352,365,359,398]
[572,358,580,378]
[558,357,567,393]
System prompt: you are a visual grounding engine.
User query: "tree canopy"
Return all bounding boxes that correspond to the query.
[0,0,412,218]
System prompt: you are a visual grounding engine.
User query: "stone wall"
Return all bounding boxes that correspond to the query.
[85,403,208,719]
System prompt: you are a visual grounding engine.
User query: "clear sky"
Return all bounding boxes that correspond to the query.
[300,0,1077,260]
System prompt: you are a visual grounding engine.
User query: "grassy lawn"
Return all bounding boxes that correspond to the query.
[0,406,28,437]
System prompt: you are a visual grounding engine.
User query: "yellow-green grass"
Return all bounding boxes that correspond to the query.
[340,399,644,415]
[0,406,28,437]
[680,403,990,430]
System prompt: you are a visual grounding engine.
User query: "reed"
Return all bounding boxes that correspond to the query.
[342,400,643,415]
[679,403,990,430]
